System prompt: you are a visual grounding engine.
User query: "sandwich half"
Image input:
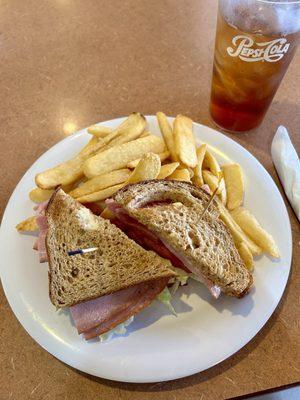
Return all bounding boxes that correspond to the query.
[41,188,176,340]
[107,180,253,298]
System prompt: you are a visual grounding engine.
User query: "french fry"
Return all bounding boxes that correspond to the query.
[202,170,226,204]
[29,181,76,203]
[87,125,112,137]
[127,151,170,169]
[92,153,160,215]
[76,183,124,203]
[127,153,161,184]
[216,199,262,256]
[156,112,178,161]
[16,216,38,232]
[100,153,161,217]
[187,167,194,179]
[35,156,86,190]
[83,135,166,178]
[78,152,161,203]
[35,131,118,189]
[218,179,227,205]
[177,163,194,179]
[173,115,197,168]
[231,207,280,258]
[126,159,140,169]
[101,207,114,219]
[168,168,191,182]
[79,136,99,155]
[140,130,151,138]
[222,163,244,210]
[158,150,170,162]
[35,113,145,189]
[63,180,85,194]
[157,162,180,179]
[193,144,207,187]
[203,150,221,177]
[238,242,254,270]
[103,114,146,149]
[69,169,131,198]
[29,187,54,203]
[78,116,138,158]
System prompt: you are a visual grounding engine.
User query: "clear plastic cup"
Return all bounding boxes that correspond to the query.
[210,0,300,132]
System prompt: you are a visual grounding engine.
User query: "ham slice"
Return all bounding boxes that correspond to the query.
[84,202,103,216]
[112,217,189,271]
[107,200,189,272]
[106,199,221,299]
[70,277,169,339]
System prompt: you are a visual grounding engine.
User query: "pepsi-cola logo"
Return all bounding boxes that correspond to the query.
[227,35,290,62]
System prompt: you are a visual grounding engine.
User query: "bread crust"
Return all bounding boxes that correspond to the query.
[113,180,253,298]
[45,188,176,308]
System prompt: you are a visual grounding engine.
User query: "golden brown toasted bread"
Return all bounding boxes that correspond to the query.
[46,188,176,308]
[113,180,253,298]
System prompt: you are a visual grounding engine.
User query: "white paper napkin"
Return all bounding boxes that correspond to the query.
[271,125,300,221]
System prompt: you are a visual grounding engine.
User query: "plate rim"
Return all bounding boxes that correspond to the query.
[0,115,292,382]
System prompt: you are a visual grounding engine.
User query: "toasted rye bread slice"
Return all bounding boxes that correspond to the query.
[113,180,253,298]
[46,189,176,308]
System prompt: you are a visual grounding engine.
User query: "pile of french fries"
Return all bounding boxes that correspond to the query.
[16,112,280,270]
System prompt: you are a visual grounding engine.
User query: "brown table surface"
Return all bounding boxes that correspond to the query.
[0,1,299,399]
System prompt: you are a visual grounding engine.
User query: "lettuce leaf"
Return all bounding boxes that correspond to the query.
[99,316,134,342]
[170,267,206,289]
[169,267,190,295]
[156,287,177,316]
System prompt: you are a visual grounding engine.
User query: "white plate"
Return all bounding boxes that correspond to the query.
[0,116,292,383]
